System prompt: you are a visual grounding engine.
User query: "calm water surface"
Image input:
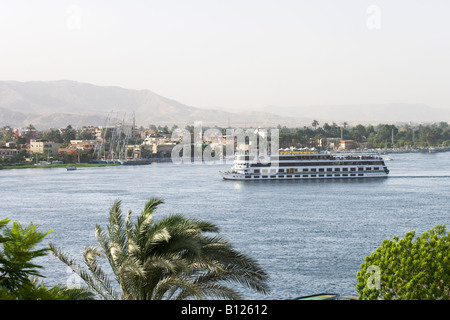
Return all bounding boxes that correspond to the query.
[1,152,449,299]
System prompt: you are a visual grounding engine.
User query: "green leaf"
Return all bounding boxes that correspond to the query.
[356,225,449,300]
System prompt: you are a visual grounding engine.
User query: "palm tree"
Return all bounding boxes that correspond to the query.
[312,120,319,130]
[49,197,270,300]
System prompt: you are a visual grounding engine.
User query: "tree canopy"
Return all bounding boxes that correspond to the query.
[276,122,450,149]
[0,218,51,291]
[356,225,449,300]
[0,217,93,300]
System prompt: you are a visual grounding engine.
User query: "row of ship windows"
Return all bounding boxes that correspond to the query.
[253,167,381,174]
[246,173,368,178]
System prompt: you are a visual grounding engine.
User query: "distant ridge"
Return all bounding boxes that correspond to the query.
[0,80,448,129]
[0,80,306,129]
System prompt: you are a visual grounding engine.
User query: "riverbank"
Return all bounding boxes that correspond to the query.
[332,147,450,154]
[378,147,450,154]
[0,163,120,170]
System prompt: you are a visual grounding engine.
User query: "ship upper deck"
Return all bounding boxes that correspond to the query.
[234,152,384,163]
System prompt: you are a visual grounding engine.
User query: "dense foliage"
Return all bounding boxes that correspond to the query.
[0,217,94,300]
[276,121,450,149]
[0,218,51,291]
[356,225,450,300]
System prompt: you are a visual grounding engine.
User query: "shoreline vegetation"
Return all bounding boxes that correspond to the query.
[0,163,120,170]
[1,121,449,171]
[1,146,449,171]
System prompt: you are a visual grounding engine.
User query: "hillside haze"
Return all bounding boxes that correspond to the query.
[0,80,301,129]
[0,80,448,129]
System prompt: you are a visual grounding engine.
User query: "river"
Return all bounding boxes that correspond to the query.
[0,151,449,299]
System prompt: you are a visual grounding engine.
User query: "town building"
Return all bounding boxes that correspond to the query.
[70,140,97,151]
[80,126,97,138]
[339,140,356,150]
[0,148,18,159]
[152,143,176,158]
[29,139,59,155]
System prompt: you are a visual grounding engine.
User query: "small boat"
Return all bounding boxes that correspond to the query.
[66,165,77,171]
[119,158,151,165]
[293,293,340,300]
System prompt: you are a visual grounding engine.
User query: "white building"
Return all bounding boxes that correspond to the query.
[29,139,59,155]
[0,148,18,159]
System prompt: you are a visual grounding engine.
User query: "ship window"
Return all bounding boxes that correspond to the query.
[327,174,332,177]
[335,168,340,172]
[287,175,292,178]
[374,167,379,170]
[271,175,276,178]
[311,174,316,177]
[254,176,260,178]
[335,174,340,177]
[350,168,356,171]
[311,168,316,172]
[254,169,260,173]
[262,175,268,178]
[245,175,251,178]
[303,175,308,178]
[327,168,332,172]
[358,167,364,171]
[279,169,284,173]
[343,168,348,171]
[319,168,324,172]
[303,168,308,172]
[295,175,300,178]
[358,174,364,176]
[343,174,348,176]
[319,174,324,177]
[366,167,372,170]
[350,173,356,176]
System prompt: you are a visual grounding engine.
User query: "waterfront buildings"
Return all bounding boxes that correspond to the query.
[0,147,18,159]
[69,140,97,151]
[29,139,59,155]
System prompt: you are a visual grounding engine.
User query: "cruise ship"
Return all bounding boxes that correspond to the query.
[220,150,389,180]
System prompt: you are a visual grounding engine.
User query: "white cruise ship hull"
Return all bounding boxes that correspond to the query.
[220,170,388,180]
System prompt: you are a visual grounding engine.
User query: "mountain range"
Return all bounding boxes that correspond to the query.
[0,80,449,130]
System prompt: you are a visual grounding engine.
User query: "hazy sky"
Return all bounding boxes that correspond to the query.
[1,0,449,111]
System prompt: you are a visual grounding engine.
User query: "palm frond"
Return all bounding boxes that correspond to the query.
[49,242,119,300]
[94,225,117,275]
[58,286,97,300]
[107,200,129,258]
[82,246,118,299]
[152,274,204,300]
[143,197,165,215]
[176,283,243,300]
[116,257,147,299]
